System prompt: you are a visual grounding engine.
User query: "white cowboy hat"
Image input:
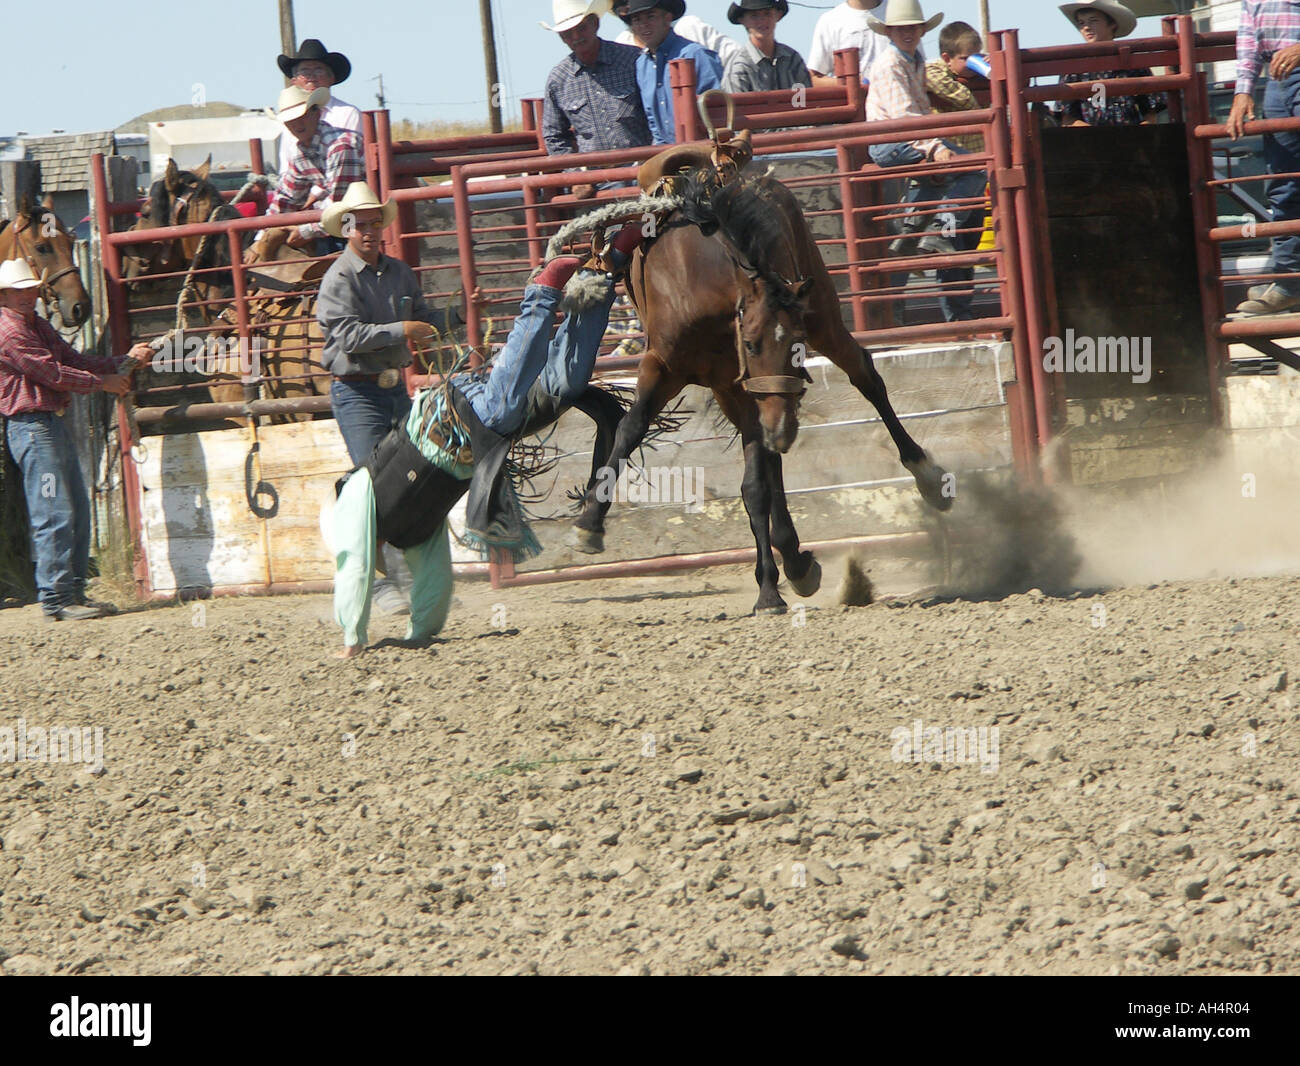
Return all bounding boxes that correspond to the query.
[541,0,613,33]
[0,259,41,291]
[869,0,942,35]
[273,84,330,125]
[1059,1,1138,39]
[321,181,398,238]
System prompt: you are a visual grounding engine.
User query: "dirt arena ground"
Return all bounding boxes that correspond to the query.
[0,549,1296,975]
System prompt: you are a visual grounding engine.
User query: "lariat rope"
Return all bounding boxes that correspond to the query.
[543,193,683,263]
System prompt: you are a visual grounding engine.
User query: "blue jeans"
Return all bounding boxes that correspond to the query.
[871,139,986,321]
[330,380,413,466]
[5,412,92,614]
[453,282,615,436]
[1264,71,1300,296]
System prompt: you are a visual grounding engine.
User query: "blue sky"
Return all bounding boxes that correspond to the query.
[3,0,1187,135]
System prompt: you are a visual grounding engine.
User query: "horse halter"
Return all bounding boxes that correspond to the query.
[11,211,80,299]
[730,255,809,398]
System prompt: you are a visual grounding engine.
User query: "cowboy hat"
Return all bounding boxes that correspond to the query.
[869,0,943,35]
[1059,1,1138,39]
[0,259,41,291]
[728,0,788,24]
[541,0,613,33]
[273,85,330,125]
[616,0,686,22]
[321,182,397,239]
[277,38,351,84]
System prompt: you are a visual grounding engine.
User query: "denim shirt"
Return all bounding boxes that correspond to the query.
[636,31,725,144]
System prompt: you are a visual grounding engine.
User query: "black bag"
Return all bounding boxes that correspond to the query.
[346,427,471,549]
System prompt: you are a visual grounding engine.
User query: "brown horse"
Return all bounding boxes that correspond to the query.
[572,162,952,615]
[0,194,92,327]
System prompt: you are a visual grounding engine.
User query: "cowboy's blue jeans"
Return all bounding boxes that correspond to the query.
[453,282,615,436]
[1264,70,1300,296]
[870,139,986,321]
[5,412,91,614]
[330,380,412,466]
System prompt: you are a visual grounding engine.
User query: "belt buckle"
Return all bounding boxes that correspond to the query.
[54,408,66,418]
[377,368,401,389]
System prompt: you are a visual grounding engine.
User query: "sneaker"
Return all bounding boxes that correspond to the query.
[372,578,410,616]
[1231,284,1300,318]
[79,597,119,615]
[888,235,921,257]
[44,603,106,621]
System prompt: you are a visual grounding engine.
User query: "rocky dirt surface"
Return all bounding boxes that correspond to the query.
[0,566,1296,975]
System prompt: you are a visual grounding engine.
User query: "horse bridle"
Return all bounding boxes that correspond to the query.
[727,249,809,398]
[10,211,80,299]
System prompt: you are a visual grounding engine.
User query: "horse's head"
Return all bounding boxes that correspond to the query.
[8,194,92,327]
[735,267,815,454]
[126,157,222,284]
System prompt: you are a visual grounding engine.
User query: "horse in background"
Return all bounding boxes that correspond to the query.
[572,150,953,615]
[0,193,92,328]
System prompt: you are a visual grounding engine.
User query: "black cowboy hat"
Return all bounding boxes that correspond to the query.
[277,38,351,85]
[728,0,788,24]
[616,0,687,22]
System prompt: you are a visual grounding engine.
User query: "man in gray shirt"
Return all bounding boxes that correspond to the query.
[316,181,441,614]
[723,0,812,94]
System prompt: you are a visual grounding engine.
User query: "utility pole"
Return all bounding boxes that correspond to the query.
[279,0,297,84]
[374,74,386,110]
[979,0,990,44]
[479,0,504,134]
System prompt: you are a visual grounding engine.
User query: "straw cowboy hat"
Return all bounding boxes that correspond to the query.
[278,38,352,84]
[541,0,613,33]
[728,0,789,24]
[0,259,41,291]
[321,182,397,239]
[1059,1,1138,39]
[616,0,687,22]
[869,0,943,35]
[273,85,330,125]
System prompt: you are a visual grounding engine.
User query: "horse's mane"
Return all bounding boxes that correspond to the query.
[677,167,803,312]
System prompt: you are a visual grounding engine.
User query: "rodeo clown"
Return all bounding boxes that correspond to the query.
[321,188,645,658]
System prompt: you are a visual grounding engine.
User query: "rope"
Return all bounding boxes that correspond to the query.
[543,193,684,263]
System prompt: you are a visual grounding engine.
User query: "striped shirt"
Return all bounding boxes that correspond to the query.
[269,121,364,240]
[0,309,118,416]
[724,40,812,94]
[867,43,944,159]
[1237,0,1300,97]
[543,39,652,155]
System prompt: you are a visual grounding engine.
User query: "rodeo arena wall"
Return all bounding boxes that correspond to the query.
[74,17,1297,602]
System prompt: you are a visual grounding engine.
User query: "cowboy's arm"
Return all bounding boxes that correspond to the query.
[1235,2,1262,100]
[543,75,576,156]
[723,56,755,95]
[0,333,109,394]
[332,468,376,651]
[694,47,724,94]
[304,131,366,242]
[402,521,454,643]
[316,274,407,364]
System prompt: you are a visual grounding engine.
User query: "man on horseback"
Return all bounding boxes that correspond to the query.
[0,260,153,620]
[321,201,645,658]
[245,85,364,265]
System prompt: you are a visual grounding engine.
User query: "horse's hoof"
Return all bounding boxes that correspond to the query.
[569,526,605,554]
[787,557,822,598]
[905,457,955,513]
[754,601,788,616]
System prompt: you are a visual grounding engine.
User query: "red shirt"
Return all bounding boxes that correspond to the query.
[0,309,119,416]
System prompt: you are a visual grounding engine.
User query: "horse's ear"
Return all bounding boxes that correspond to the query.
[41,193,54,211]
[796,276,815,302]
[164,158,180,192]
[193,155,212,182]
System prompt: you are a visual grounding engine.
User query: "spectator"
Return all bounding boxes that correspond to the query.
[808,0,885,89]
[615,0,724,144]
[724,0,812,95]
[542,0,651,197]
[1052,3,1167,127]
[1229,0,1300,317]
[926,21,985,154]
[0,259,153,620]
[246,85,364,264]
[615,10,742,77]
[867,0,987,322]
[275,39,362,188]
[315,182,444,615]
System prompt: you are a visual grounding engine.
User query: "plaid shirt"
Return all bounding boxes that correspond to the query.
[543,39,651,155]
[269,121,364,240]
[867,44,944,158]
[0,309,118,416]
[1052,69,1168,126]
[1238,0,1300,96]
[925,60,984,153]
